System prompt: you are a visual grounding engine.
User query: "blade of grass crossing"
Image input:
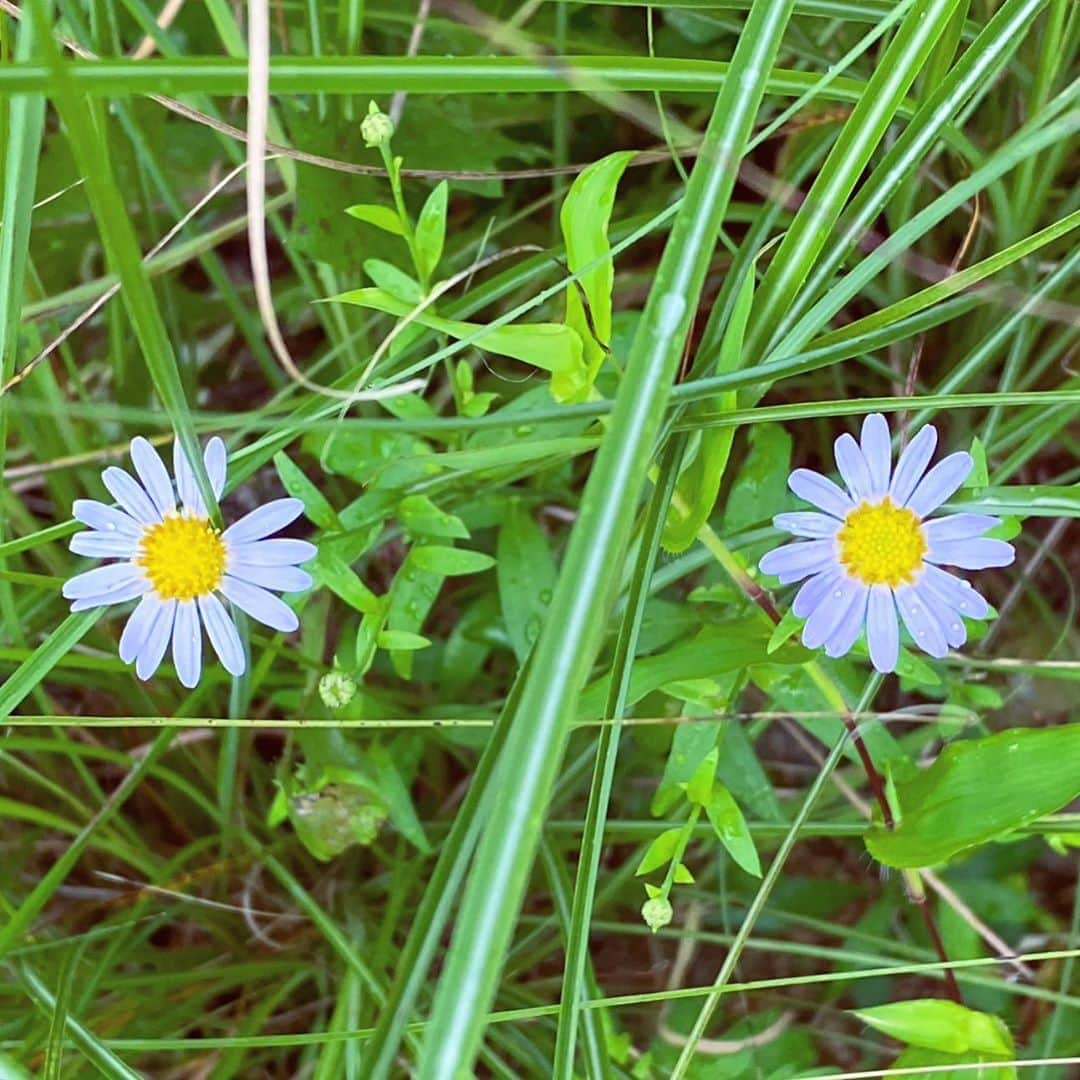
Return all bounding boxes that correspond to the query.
[743,0,966,359]
[553,439,685,1077]
[415,2,799,1075]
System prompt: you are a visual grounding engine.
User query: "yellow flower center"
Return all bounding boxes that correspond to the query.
[837,497,926,587]
[137,514,226,601]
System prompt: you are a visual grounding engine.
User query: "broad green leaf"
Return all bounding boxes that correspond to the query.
[367,743,432,853]
[377,629,431,651]
[410,545,495,576]
[560,151,633,392]
[312,549,379,616]
[723,423,793,534]
[853,1000,1013,1056]
[386,549,442,679]
[663,263,755,552]
[635,827,682,876]
[686,748,718,807]
[707,785,761,877]
[497,502,558,662]
[652,717,722,817]
[866,724,1080,868]
[415,180,448,284]
[767,609,803,653]
[951,484,1080,519]
[672,863,695,884]
[334,287,588,402]
[274,452,341,532]
[363,259,423,304]
[579,618,809,724]
[288,783,389,862]
[398,494,470,541]
[345,202,406,236]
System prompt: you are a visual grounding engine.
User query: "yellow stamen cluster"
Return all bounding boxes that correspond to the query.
[837,497,926,587]
[138,514,226,601]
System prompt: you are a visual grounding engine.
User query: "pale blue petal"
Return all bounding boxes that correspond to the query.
[198,593,246,677]
[866,585,899,673]
[789,469,854,519]
[773,512,842,538]
[918,564,991,620]
[172,600,203,688]
[895,584,948,659]
[102,467,159,526]
[73,499,141,538]
[803,576,861,651]
[926,536,1014,570]
[63,562,145,600]
[136,600,176,681]
[889,425,937,506]
[923,514,1001,542]
[222,498,305,545]
[70,574,149,610]
[227,539,317,567]
[227,562,313,592]
[905,452,973,517]
[834,433,874,502]
[173,439,206,517]
[860,413,892,499]
[120,595,165,664]
[129,437,175,517]
[219,575,299,633]
[69,532,139,559]
[792,568,843,619]
[204,437,228,500]
[759,540,837,585]
[823,582,869,658]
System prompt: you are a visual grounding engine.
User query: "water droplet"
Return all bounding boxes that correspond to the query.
[951,623,961,632]
[911,604,920,614]
[833,590,842,599]
[539,588,553,604]
[918,630,926,638]
[106,523,116,531]
[514,425,534,439]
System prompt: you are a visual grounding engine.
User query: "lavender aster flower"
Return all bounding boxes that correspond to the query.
[759,414,1014,674]
[63,437,316,687]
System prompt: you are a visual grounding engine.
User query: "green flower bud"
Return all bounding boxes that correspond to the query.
[319,670,357,710]
[361,101,395,148]
[641,896,673,933]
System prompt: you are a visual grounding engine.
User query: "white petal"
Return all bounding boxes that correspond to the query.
[172,600,203,688]
[63,562,145,600]
[773,512,842,538]
[69,532,139,559]
[923,514,1001,542]
[917,564,991,620]
[227,562,313,592]
[823,583,869,658]
[926,537,1015,570]
[889,424,937,506]
[860,413,892,499]
[759,540,837,585]
[198,593,246,677]
[120,595,165,665]
[219,575,300,633]
[102,467,159,526]
[792,568,843,620]
[894,583,949,659]
[173,439,206,517]
[227,539,317,567]
[803,576,861,651]
[72,499,141,538]
[834,433,874,502]
[129,437,175,517]
[789,469,854,519]
[905,452,973,518]
[204,437,228,499]
[136,600,177,681]
[222,499,305,545]
[866,585,899,673]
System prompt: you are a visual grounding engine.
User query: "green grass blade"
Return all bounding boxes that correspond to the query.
[414,2,799,1074]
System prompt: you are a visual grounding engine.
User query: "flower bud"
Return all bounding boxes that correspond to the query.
[641,896,673,933]
[319,669,357,710]
[361,101,395,148]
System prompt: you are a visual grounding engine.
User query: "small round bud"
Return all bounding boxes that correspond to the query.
[641,896,673,932]
[361,101,395,148]
[319,670,357,710]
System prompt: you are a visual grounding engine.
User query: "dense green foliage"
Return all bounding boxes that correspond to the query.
[0,0,1078,1076]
